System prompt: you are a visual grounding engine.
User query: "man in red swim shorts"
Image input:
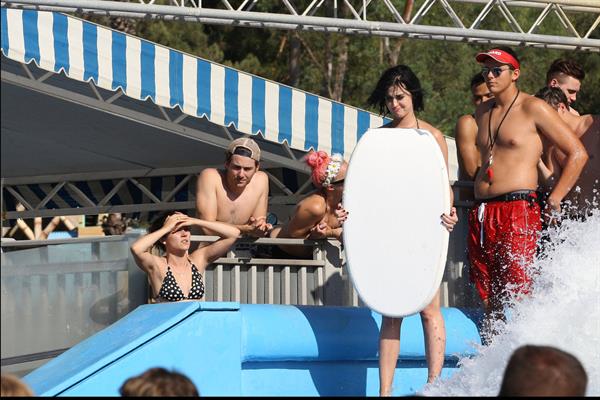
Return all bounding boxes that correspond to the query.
[467,191,541,309]
[468,46,587,335]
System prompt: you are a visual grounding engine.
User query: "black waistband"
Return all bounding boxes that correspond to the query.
[478,190,537,203]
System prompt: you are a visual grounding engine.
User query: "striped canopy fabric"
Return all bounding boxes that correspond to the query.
[1,7,387,159]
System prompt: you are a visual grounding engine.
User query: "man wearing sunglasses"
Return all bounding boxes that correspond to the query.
[196,137,271,238]
[467,46,588,335]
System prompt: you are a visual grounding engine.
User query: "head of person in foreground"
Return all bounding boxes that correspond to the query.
[499,344,587,397]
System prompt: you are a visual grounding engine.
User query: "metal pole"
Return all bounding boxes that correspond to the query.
[3,0,599,51]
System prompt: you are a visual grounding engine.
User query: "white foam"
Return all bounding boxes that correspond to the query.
[422,211,600,396]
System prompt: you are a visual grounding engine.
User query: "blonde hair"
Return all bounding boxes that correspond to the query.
[1,374,34,396]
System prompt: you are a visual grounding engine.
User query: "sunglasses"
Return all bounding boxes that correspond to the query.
[330,178,345,186]
[481,66,512,78]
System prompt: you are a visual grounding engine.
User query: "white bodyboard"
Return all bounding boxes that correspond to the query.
[343,128,451,317]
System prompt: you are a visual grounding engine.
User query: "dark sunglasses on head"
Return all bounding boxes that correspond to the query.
[330,178,345,186]
[481,66,512,78]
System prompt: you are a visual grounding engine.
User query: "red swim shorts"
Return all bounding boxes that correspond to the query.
[467,194,541,304]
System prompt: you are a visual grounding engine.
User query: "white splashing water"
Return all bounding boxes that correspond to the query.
[423,211,600,396]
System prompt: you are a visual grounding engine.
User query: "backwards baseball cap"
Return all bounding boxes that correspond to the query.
[476,48,520,70]
[227,137,261,162]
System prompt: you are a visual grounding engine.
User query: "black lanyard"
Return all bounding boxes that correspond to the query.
[488,89,520,152]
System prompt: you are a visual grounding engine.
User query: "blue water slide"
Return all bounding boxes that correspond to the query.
[24,303,481,396]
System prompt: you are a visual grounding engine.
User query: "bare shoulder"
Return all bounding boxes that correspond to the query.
[197,168,221,183]
[522,95,565,125]
[297,194,327,217]
[455,115,477,140]
[521,93,549,112]
[253,170,270,185]
[456,114,475,126]
[419,120,444,140]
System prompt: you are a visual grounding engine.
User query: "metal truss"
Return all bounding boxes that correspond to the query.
[1,59,312,221]
[3,0,599,51]
[2,172,311,220]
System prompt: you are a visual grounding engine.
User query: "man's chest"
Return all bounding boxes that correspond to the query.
[477,114,537,151]
[215,187,258,222]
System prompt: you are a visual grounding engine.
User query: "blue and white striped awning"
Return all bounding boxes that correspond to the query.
[1,7,387,159]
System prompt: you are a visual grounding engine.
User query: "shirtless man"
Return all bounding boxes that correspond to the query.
[455,73,494,201]
[196,137,271,237]
[546,59,585,116]
[269,151,348,258]
[468,47,588,328]
[535,86,599,219]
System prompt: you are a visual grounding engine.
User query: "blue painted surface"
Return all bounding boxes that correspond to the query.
[24,303,481,396]
[47,231,76,239]
[242,361,457,396]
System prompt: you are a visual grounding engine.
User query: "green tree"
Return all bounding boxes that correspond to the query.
[83,0,599,137]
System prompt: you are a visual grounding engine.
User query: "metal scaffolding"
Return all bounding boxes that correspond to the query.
[3,0,599,51]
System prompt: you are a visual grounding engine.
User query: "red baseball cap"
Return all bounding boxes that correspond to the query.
[475,48,520,70]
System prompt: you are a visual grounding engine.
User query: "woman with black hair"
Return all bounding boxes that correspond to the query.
[130,211,240,303]
[367,65,458,396]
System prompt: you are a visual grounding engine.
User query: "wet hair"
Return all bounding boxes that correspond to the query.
[546,59,585,84]
[535,86,569,110]
[470,72,486,89]
[1,374,34,396]
[120,367,199,397]
[367,65,424,116]
[499,345,587,397]
[535,87,569,110]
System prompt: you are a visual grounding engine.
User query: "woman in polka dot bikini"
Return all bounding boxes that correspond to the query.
[131,211,240,302]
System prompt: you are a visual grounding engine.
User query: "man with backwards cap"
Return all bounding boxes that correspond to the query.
[196,137,271,237]
[467,46,587,335]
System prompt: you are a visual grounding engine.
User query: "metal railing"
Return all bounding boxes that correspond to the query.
[0,200,478,374]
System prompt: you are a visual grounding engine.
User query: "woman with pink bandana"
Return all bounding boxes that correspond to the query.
[269,151,348,258]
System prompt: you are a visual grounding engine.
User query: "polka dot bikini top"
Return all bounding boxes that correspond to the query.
[157,262,205,302]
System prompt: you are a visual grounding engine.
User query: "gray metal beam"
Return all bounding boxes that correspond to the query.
[2,201,197,220]
[3,0,599,51]
[1,194,309,219]
[2,166,211,186]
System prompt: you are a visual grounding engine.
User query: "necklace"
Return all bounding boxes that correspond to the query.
[486,89,520,181]
[391,111,420,130]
